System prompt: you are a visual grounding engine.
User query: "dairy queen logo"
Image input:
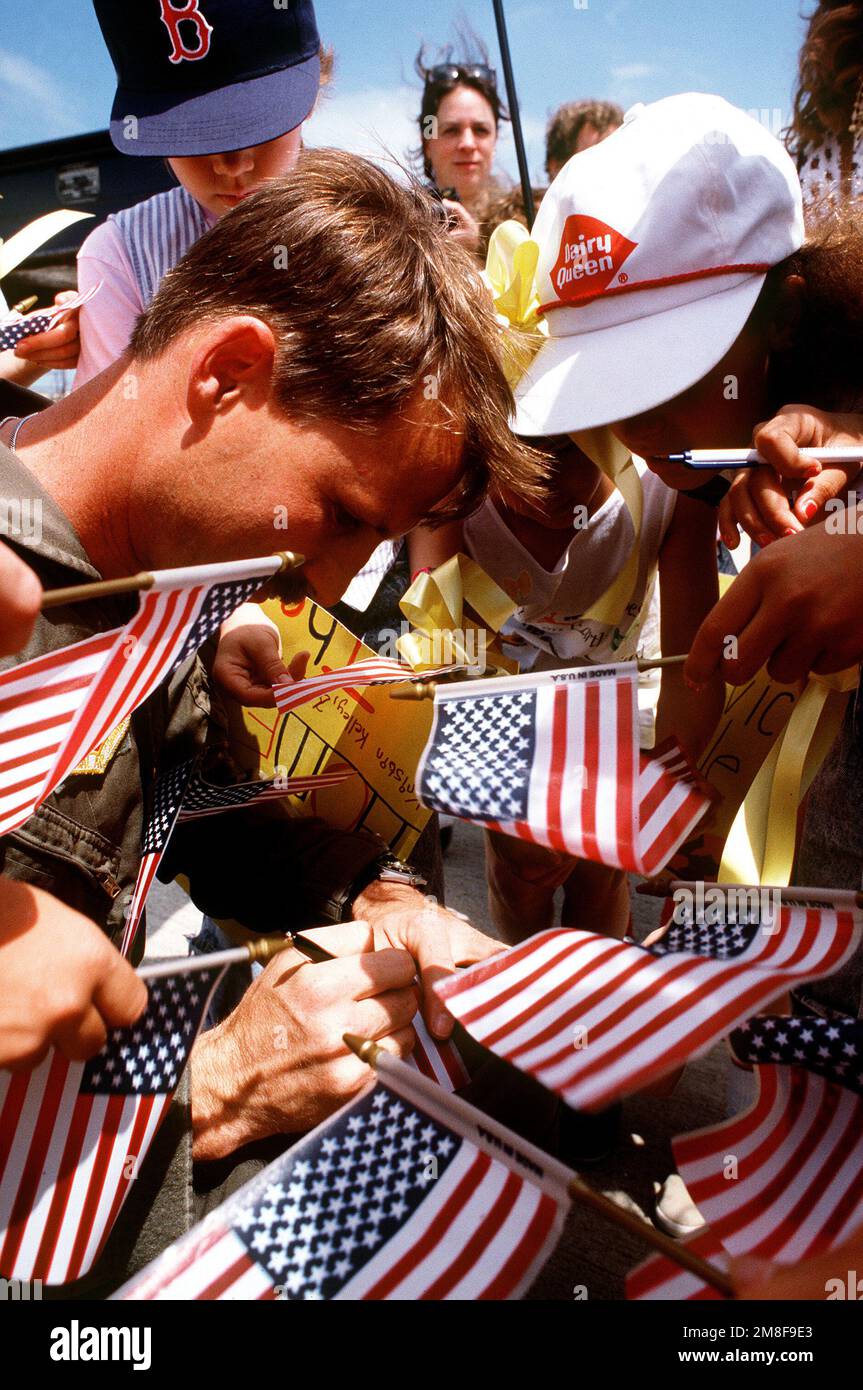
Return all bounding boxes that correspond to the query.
[550,215,637,303]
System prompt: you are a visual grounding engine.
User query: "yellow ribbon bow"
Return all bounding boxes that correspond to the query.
[482,220,546,387]
[397,553,518,674]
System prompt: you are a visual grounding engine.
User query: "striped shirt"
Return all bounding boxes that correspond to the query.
[75,186,216,386]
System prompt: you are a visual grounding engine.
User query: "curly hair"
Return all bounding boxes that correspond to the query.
[545,100,623,175]
[788,1,863,160]
[766,197,863,411]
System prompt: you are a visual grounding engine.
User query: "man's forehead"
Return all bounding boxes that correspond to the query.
[355,404,466,514]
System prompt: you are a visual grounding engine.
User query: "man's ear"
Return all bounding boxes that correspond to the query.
[186,317,277,428]
[768,273,805,353]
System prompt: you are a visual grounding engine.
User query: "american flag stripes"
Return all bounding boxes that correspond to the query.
[0,966,222,1286]
[434,906,861,1111]
[118,1072,569,1300]
[416,666,713,877]
[628,1015,863,1300]
[120,758,356,957]
[0,555,285,840]
[408,1015,469,1092]
[272,657,457,714]
[120,761,198,958]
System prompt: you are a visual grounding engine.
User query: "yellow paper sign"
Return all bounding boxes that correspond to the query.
[226,599,433,858]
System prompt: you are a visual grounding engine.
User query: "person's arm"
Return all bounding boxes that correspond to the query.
[654,493,724,756]
[0,541,41,656]
[731,1222,863,1299]
[406,521,463,578]
[719,404,863,549]
[686,505,863,689]
[0,878,147,1070]
[73,222,145,387]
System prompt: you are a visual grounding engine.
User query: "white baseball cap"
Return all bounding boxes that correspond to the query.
[514,93,804,436]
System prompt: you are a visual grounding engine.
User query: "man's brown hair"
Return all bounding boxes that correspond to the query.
[545,99,623,175]
[130,148,546,521]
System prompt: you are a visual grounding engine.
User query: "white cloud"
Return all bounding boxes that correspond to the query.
[0,48,84,138]
[610,62,656,81]
[303,83,419,181]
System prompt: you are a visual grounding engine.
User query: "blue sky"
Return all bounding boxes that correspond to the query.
[0,0,809,181]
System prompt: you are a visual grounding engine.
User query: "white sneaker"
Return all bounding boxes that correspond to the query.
[653,1174,705,1239]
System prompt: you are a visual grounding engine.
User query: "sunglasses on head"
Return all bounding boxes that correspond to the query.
[426,64,497,87]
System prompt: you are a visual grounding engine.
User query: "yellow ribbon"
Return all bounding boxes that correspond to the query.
[483,230,645,643]
[482,220,546,387]
[0,210,93,282]
[573,428,646,632]
[719,664,859,886]
[397,553,518,674]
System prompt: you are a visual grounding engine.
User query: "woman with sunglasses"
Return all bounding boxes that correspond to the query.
[416,45,509,256]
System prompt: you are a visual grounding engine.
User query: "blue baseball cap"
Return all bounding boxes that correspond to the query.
[94,0,321,157]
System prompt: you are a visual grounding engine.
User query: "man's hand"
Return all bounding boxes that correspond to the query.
[685,512,863,688]
[351,879,505,1038]
[190,921,418,1160]
[0,541,41,655]
[212,602,308,706]
[0,878,148,1071]
[719,405,863,549]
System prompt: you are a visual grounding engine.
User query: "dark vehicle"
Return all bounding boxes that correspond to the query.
[0,129,172,303]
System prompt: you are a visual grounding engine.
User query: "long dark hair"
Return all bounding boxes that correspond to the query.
[766,198,863,412]
[787,1,863,160]
[414,36,509,181]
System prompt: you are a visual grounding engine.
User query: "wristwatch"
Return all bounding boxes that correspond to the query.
[337,852,428,921]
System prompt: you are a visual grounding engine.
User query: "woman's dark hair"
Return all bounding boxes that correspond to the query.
[765,198,863,412]
[414,35,509,181]
[787,1,863,161]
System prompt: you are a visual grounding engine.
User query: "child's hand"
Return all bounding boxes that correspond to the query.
[12,291,82,370]
[718,404,863,549]
[212,602,308,706]
[686,511,863,687]
[0,879,147,1071]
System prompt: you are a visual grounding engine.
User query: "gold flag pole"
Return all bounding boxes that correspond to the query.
[390,653,688,700]
[137,929,331,982]
[40,551,305,610]
[344,1033,733,1298]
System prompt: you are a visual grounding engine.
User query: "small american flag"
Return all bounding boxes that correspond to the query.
[0,966,222,1286]
[435,907,861,1111]
[416,666,712,877]
[0,555,284,840]
[120,758,356,956]
[272,658,458,714]
[408,1015,468,1092]
[118,1079,567,1300]
[0,284,99,351]
[628,1014,863,1300]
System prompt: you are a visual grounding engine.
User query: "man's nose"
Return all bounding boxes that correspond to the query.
[212,148,255,177]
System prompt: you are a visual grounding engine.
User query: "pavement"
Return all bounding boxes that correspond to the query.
[146,821,730,1301]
